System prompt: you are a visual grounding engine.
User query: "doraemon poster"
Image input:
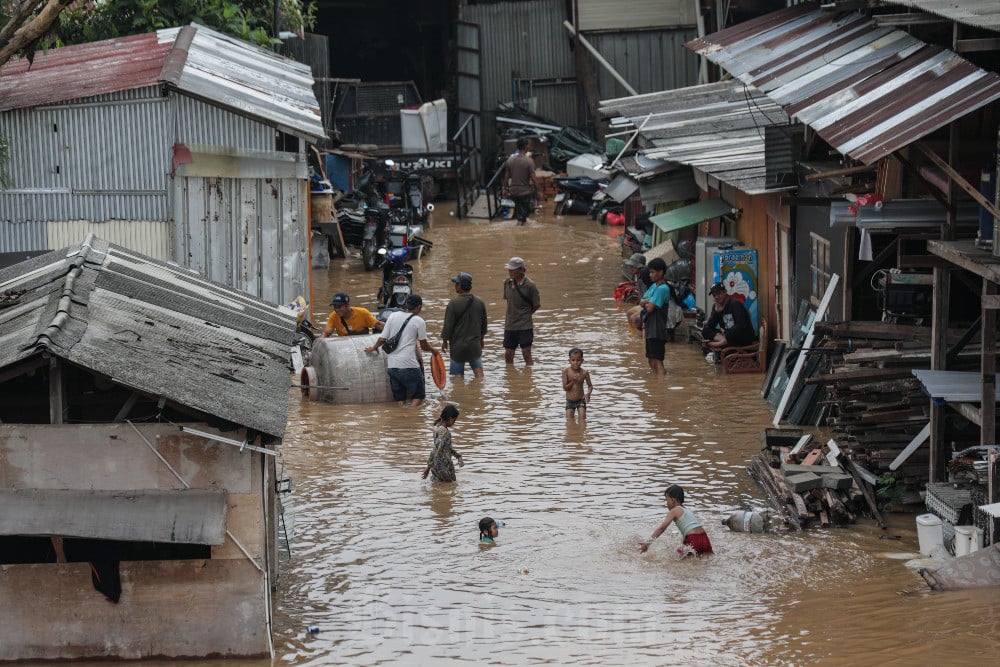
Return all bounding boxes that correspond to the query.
[711,248,759,330]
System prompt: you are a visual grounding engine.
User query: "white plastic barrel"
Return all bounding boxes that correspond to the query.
[953,525,975,556]
[916,513,944,556]
[971,527,984,553]
[300,334,393,404]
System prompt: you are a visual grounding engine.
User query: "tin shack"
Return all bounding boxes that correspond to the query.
[0,235,295,661]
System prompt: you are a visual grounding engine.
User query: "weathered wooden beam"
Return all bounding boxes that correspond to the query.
[914,142,1000,222]
[983,279,997,445]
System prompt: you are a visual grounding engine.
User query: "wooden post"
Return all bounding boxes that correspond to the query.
[983,278,997,445]
[48,355,63,425]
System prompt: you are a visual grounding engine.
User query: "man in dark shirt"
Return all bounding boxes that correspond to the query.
[505,137,540,225]
[441,272,488,379]
[701,281,755,351]
[502,256,541,366]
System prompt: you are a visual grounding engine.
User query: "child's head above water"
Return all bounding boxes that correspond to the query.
[664,485,685,505]
[436,404,460,424]
[479,516,499,542]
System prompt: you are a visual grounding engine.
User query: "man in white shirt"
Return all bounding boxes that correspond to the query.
[366,294,438,407]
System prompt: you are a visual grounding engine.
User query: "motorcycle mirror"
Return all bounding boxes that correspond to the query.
[425,203,435,212]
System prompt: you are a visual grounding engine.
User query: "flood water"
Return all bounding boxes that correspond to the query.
[79,208,999,667]
[266,208,1000,666]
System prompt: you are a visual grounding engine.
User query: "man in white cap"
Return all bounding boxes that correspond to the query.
[502,256,541,366]
[366,294,439,407]
[442,272,488,379]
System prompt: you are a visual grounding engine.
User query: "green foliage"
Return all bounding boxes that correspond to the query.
[875,474,906,512]
[58,0,316,48]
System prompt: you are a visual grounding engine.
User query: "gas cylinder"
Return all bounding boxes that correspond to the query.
[722,509,776,533]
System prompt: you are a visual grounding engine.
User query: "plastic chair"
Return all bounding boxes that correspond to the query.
[720,321,767,374]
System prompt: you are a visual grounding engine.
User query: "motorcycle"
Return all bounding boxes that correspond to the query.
[553,176,604,215]
[333,162,394,271]
[376,245,414,308]
[382,161,434,259]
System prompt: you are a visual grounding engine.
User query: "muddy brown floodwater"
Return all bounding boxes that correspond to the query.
[73,208,1000,667]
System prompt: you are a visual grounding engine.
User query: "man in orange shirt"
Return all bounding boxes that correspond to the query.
[322,292,384,337]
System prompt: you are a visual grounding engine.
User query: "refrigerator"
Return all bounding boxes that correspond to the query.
[712,247,759,330]
[694,236,739,312]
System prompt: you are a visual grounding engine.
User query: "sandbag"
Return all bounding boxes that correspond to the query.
[919,543,1000,590]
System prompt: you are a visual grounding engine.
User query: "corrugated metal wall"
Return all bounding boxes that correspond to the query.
[174,95,275,151]
[174,175,306,306]
[1,89,307,305]
[0,87,171,229]
[461,0,575,159]
[47,219,171,260]
[577,0,696,31]
[461,1,700,160]
[587,29,700,100]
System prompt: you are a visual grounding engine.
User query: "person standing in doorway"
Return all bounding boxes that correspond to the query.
[442,272,488,379]
[502,256,541,366]
[366,294,438,408]
[505,137,540,225]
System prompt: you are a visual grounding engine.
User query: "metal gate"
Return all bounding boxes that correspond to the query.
[455,20,483,219]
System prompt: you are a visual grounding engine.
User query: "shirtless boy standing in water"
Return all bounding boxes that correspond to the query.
[562,348,593,421]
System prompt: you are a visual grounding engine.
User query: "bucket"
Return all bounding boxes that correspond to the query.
[310,193,333,223]
[953,525,975,556]
[916,513,944,556]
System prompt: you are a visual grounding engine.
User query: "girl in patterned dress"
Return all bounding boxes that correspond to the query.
[421,404,464,482]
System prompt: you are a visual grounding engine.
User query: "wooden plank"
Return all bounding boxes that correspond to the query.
[0,559,268,661]
[0,423,252,492]
[212,492,263,560]
[774,273,840,426]
[889,422,931,471]
[983,279,997,445]
[927,239,1000,285]
[0,489,227,544]
[914,142,1000,222]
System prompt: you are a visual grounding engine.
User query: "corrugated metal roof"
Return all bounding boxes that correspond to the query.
[0,25,324,141]
[0,33,170,111]
[600,80,791,194]
[912,369,1000,402]
[649,198,733,233]
[686,5,1000,165]
[0,236,295,438]
[881,1,1000,32]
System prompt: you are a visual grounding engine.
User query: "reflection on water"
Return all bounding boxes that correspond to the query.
[274,211,997,665]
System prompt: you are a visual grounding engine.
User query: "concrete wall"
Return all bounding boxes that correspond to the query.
[0,422,273,661]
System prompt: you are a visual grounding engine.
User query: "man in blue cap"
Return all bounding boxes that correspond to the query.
[442,272,488,379]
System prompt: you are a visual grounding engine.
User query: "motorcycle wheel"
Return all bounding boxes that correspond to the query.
[362,239,377,271]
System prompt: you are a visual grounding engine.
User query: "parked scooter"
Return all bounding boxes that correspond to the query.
[553,176,604,215]
[382,160,434,259]
[376,245,414,308]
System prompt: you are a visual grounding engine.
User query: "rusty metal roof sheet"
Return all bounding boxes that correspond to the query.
[686,5,1000,165]
[882,1,1000,32]
[0,25,324,141]
[600,80,792,194]
[0,32,170,111]
[0,235,295,438]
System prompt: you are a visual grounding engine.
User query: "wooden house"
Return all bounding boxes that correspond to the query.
[0,235,295,661]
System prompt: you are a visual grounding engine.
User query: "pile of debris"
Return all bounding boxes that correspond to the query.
[750,429,883,530]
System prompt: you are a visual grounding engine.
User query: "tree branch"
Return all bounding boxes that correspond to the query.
[0,0,70,69]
